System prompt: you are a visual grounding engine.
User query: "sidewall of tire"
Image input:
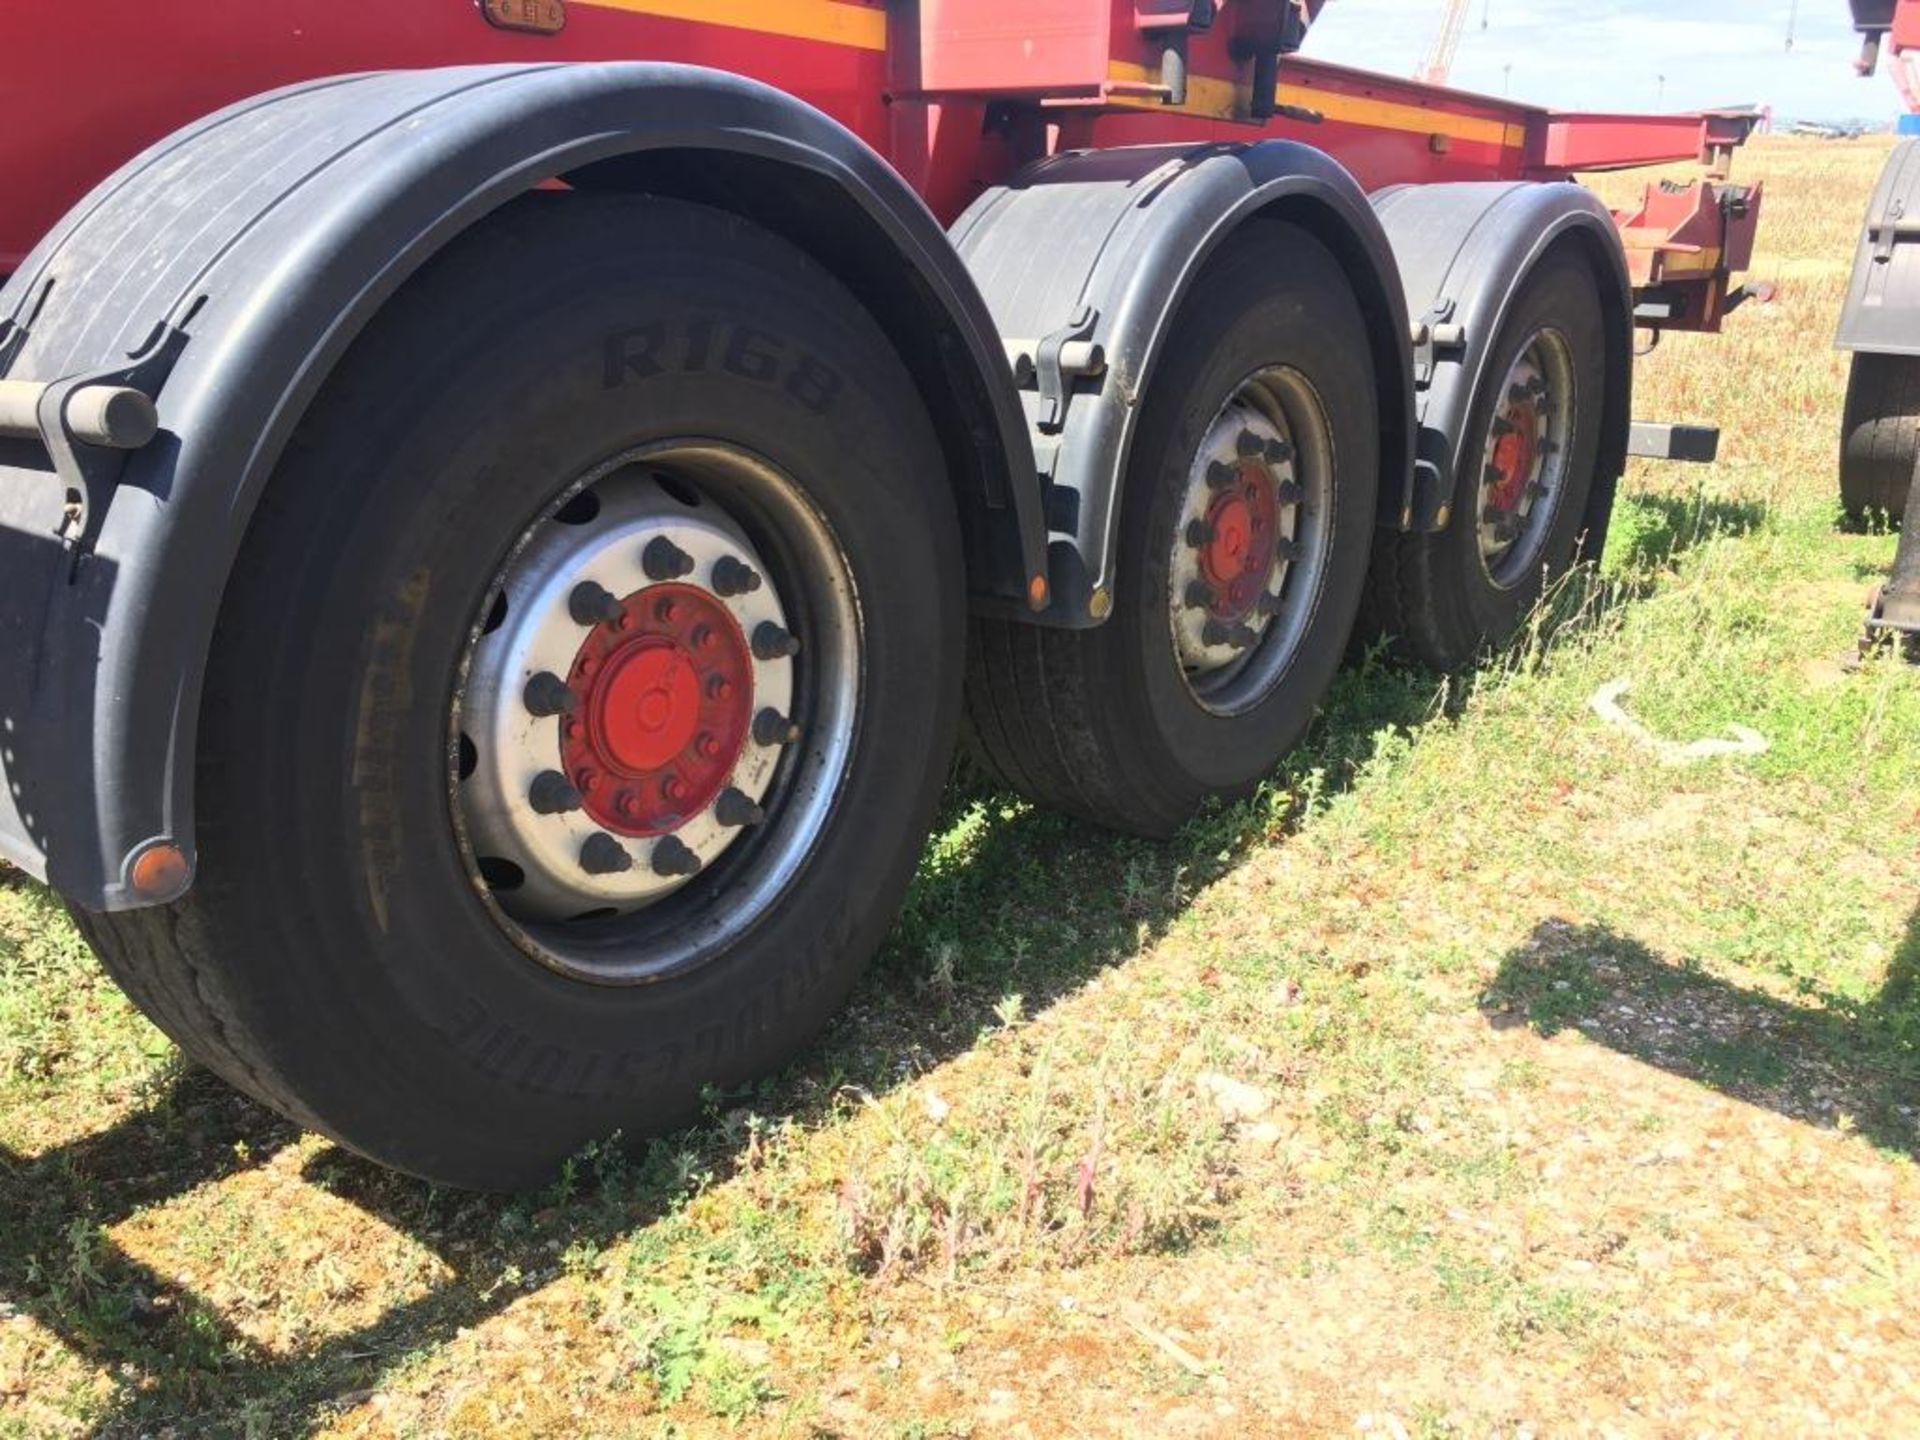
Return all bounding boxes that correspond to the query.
[147,196,963,1187]
[1422,254,1608,662]
[1099,222,1380,830]
[1841,352,1920,522]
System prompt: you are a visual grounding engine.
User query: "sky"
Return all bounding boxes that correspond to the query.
[1303,1,1892,121]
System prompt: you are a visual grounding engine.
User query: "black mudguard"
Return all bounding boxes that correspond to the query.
[1838,139,1920,358]
[1371,181,1635,545]
[0,63,1045,910]
[951,141,1417,627]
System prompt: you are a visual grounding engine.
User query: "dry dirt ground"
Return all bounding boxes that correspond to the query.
[2,137,1918,1438]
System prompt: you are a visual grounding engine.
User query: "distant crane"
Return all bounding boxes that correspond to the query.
[1417,0,1471,84]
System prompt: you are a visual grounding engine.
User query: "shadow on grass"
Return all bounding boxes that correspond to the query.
[1481,912,1920,1160]
[1606,490,1769,576]
[1,653,1449,1436]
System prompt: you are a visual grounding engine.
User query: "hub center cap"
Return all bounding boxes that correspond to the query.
[455,472,798,922]
[1200,467,1279,617]
[563,583,755,836]
[602,645,699,767]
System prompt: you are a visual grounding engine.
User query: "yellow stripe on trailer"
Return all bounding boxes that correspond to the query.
[579,0,888,52]
[1108,62,1525,150]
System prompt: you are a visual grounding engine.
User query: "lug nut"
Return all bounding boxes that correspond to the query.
[752,622,800,660]
[712,556,763,597]
[753,708,800,747]
[691,623,716,651]
[1274,537,1302,564]
[1184,580,1218,611]
[569,581,624,627]
[580,833,633,876]
[1206,461,1239,491]
[1255,591,1280,617]
[1276,480,1306,506]
[715,787,766,828]
[1540,438,1561,456]
[1185,518,1216,548]
[1264,438,1294,464]
[662,776,687,805]
[642,536,696,582]
[651,835,703,878]
[654,595,680,623]
[696,731,722,760]
[1491,416,1517,437]
[705,674,735,701]
[1202,619,1260,650]
[523,671,577,718]
[530,770,582,815]
[1235,429,1265,459]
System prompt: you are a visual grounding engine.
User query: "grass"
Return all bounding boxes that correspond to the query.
[3,134,1919,1436]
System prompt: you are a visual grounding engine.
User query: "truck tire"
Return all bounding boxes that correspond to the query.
[75,192,964,1189]
[1840,351,1920,523]
[966,221,1378,837]
[1364,252,1607,670]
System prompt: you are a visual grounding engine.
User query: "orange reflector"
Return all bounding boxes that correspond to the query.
[1027,574,1049,609]
[128,842,191,902]
[482,0,567,35]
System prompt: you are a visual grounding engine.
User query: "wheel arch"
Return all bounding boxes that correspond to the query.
[0,63,1044,911]
[1371,181,1634,549]
[1838,138,1920,358]
[952,140,1417,627]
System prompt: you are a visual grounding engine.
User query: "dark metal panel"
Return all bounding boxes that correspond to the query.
[1837,140,1920,357]
[1372,180,1634,542]
[0,62,1044,908]
[954,139,1416,626]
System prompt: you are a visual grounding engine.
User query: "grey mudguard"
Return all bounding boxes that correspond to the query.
[1371,181,1634,535]
[1838,140,1920,357]
[952,141,1417,627]
[0,63,1045,910]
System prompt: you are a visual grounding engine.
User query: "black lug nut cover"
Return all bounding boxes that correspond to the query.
[569,581,624,627]
[651,835,703,878]
[643,536,696,582]
[752,708,800,746]
[714,787,766,828]
[1235,429,1265,459]
[751,622,801,660]
[529,770,582,815]
[712,556,763,597]
[1184,580,1217,611]
[523,671,577,718]
[580,833,633,876]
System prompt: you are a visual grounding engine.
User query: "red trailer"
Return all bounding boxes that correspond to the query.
[0,0,1764,1187]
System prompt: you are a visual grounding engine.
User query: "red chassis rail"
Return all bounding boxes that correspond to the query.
[3,0,1757,331]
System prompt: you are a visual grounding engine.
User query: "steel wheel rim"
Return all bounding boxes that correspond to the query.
[1477,328,1577,590]
[450,444,861,985]
[1166,365,1336,717]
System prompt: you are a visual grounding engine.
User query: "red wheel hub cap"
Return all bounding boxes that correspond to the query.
[1201,459,1280,618]
[562,583,753,837]
[1488,402,1539,514]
